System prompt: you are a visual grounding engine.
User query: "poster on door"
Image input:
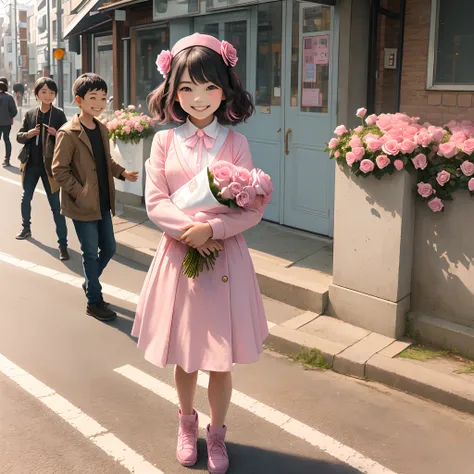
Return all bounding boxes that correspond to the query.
[302,34,330,107]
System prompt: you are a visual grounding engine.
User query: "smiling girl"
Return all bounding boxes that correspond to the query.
[16,77,69,260]
[132,34,268,474]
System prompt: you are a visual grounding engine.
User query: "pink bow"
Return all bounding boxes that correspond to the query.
[185,129,216,171]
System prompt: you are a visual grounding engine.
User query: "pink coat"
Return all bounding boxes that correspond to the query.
[132,128,269,373]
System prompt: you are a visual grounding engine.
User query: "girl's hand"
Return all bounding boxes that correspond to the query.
[27,125,40,139]
[180,222,213,248]
[46,126,57,136]
[196,239,223,257]
[122,170,139,182]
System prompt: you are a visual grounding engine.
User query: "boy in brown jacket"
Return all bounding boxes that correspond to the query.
[52,73,138,322]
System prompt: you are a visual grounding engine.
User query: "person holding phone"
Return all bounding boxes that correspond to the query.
[16,77,69,261]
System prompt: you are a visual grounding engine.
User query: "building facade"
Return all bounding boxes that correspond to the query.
[64,0,473,237]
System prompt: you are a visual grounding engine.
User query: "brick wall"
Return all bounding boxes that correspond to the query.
[400,0,474,124]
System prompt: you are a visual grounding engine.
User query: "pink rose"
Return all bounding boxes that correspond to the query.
[229,181,243,197]
[135,124,145,133]
[376,155,391,169]
[354,126,364,133]
[233,167,251,186]
[417,182,434,198]
[428,126,446,143]
[123,125,131,134]
[436,170,451,186]
[415,131,432,148]
[250,168,273,196]
[356,107,367,118]
[346,152,356,166]
[450,132,467,146]
[211,163,236,188]
[349,135,363,148]
[334,151,340,158]
[359,159,375,174]
[220,41,238,67]
[351,147,365,161]
[365,114,378,126]
[394,159,404,171]
[438,142,458,159]
[156,50,172,77]
[334,125,348,136]
[460,160,474,176]
[382,139,400,156]
[328,138,339,149]
[127,104,136,110]
[220,187,234,200]
[412,153,428,170]
[236,187,256,208]
[428,198,444,212]
[366,138,383,152]
[468,178,474,192]
[399,139,417,155]
[462,139,474,155]
[377,114,393,131]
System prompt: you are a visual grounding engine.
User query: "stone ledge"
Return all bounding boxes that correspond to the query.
[366,354,474,416]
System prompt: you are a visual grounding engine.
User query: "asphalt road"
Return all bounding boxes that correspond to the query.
[0,124,473,474]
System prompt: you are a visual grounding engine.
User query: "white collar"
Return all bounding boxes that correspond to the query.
[182,116,220,140]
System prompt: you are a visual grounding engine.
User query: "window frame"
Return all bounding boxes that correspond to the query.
[427,0,474,91]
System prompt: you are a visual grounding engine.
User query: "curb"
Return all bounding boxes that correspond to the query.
[264,324,474,417]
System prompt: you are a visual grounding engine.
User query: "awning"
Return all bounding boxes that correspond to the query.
[63,0,108,38]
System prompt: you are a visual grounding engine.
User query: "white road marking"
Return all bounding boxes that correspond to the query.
[0,251,276,325]
[0,354,165,474]
[116,365,398,474]
[0,175,46,195]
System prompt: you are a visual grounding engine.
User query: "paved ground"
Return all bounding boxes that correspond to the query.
[1,131,474,474]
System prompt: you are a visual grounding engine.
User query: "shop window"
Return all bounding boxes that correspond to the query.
[135,27,169,113]
[428,0,474,90]
[94,35,114,98]
[255,2,282,106]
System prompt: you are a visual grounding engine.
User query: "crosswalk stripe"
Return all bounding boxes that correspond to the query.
[0,175,46,195]
[116,365,398,474]
[0,354,165,474]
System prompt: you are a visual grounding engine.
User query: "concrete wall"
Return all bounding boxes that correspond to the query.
[411,194,474,330]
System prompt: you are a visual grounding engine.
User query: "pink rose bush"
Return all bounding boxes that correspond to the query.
[104,106,155,144]
[326,108,474,212]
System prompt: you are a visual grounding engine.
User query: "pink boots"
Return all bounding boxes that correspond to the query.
[176,410,199,466]
[176,410,229,474]
[206,424,229,474]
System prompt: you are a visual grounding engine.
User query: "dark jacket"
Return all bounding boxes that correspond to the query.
[17,105,67,193]
[0,91,17,126]
[52,114,125,221]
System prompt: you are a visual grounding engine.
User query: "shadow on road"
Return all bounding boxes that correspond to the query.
[188,439,362,473]
[4,165,22,177]
[28,238,84,277]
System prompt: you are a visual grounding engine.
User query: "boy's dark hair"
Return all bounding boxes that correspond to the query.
[0,77,8,86]
[34,77,58,96]
[147,46,254,125]
[0,82,8,92]
[72,73,108,99]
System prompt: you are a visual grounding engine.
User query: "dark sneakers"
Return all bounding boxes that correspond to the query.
[16,228,32,240]
[87,301,117,322]
[2,160,10,167]
[59,246,70,261]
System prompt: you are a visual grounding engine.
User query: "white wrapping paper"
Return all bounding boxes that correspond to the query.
[170,167,228,216]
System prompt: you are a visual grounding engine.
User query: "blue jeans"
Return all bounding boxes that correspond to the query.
[21,163,68,248]
[73,210,116,305]
[0,126,12,160]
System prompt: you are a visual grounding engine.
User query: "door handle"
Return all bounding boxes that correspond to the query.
[285,128,292,156]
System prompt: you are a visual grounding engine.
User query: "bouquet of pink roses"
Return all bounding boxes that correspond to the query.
[178,162,273,278]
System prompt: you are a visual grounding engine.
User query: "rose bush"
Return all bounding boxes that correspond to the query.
[326,109,474,212]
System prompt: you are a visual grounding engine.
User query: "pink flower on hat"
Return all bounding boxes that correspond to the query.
[221,41,238,67]
[156,50,172,77]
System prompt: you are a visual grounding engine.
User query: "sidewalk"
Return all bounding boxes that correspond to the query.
[113,208,474,417]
